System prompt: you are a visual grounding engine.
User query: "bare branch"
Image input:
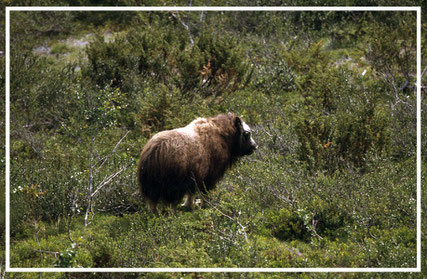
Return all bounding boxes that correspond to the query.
[422,66,427,79]
[85,130,129,226]
[67,190,77,244]
[33,222,43,265]
[84,134,95,227]
[90,166,126,198]
[311,218,323,239]
[33,249,60,257]
[94,130,130,175]
[170,12,194,45]
[199,189,249,244]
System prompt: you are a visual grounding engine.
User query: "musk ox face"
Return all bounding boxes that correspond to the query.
[235,117,258,156]
[137,113,257,212]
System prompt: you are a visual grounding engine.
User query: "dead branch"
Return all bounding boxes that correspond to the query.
[199,189,249,244]
[90,166,126,198]
[94,130,130,175]
[170,12,194,45]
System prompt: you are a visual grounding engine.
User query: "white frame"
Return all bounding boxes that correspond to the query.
[5,6,422,273]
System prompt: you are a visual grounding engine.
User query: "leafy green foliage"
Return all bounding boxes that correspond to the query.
[264,208,311,242]
[281,42,394,172]
[54,244,78,268]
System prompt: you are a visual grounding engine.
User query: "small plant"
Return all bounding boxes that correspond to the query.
[264,208,311,242]
[54,243,77,268]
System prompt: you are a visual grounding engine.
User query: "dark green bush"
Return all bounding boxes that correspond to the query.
[282,42,393,172]
[54,244,78,268]
[254,54,296,95]
[264,208,311,242]
[363,19,417,160]
[84,25,249,96]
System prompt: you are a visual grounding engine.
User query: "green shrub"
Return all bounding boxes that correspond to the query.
[83,25,250,117]
[54,244,78,268]
[264,208,311,242]
[282,42,393,172]
[363,18,417,161]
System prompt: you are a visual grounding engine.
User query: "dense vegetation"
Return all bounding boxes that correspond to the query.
[1,1,426,278]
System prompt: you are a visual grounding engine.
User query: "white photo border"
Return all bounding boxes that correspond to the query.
[5,5,422,273]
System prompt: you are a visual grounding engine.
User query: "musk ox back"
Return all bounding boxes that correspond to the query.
[137,113,257,211]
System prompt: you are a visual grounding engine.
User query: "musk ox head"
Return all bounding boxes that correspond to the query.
[234,115,258,156]
[137,113,257,211]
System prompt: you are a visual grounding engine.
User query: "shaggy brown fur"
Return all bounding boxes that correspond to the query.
[137,113,257,211]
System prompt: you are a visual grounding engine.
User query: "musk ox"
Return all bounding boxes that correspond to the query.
[137,113,257,211]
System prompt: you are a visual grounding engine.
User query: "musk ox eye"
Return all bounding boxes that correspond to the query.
[243,131,250,139]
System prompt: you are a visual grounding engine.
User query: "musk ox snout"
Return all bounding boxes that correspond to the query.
[137,113,256,212]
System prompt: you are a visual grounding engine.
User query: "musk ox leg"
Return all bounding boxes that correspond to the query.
[195,198,204,208]
[170,203,177,214]
[182,195,207,209]
[181,193,195,208]
[144,197,158,213]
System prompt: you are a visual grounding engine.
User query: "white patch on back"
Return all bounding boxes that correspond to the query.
[176,123,198,139]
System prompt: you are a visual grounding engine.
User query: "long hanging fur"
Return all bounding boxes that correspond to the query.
[137,113,257,211]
